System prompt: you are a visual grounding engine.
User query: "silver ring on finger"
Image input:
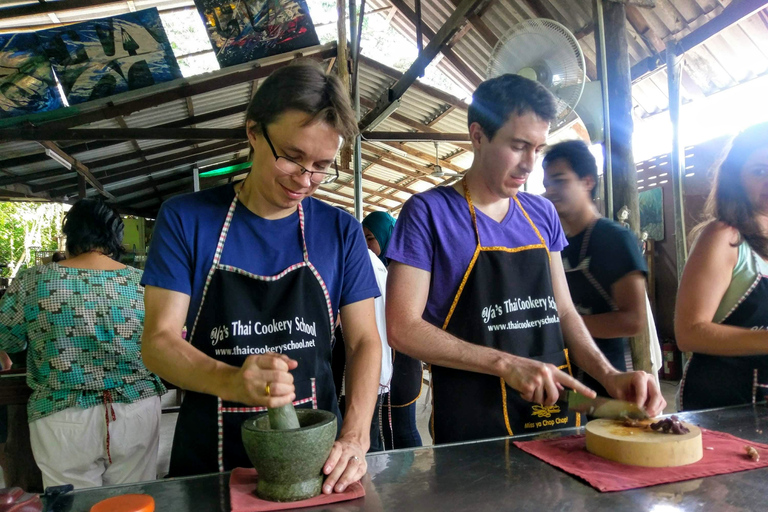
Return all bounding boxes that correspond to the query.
[349,455,360,463]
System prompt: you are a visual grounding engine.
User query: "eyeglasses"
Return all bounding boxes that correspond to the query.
[261,124,339,184]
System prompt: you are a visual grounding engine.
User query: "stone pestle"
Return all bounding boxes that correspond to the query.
[267,403,300,430]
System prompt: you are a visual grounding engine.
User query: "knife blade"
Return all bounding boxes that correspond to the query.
[563,390,649,420]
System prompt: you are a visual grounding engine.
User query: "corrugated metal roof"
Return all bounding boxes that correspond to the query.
[190,84,253,116]
[367,0,768,120]
[0,0,766,214]
[0,141,42,159]
[124,101,189,128]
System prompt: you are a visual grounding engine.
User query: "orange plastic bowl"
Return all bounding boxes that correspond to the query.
[90,494,154,512]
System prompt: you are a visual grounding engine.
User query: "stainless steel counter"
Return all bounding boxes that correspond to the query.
[59,405,768,511]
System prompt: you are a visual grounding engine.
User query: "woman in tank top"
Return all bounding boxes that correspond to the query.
[676,122,768,411]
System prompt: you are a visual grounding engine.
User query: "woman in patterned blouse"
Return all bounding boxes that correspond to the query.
[0,199,165,489]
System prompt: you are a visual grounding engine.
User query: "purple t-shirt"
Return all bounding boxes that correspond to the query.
[387,186,567,328]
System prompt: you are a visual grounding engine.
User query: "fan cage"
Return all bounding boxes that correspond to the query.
[487,18,586,124]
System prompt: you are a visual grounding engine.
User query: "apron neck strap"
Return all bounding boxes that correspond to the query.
[461,177,548,250]
[743,240,768,277]
[212,193,241,268]
[296,201,310,263]
[212,186,310,268]
[578,219,599,262]
[461,178,482,247]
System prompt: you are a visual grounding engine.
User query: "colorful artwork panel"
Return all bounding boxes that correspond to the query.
[195,0,319,68]
[0,33,63,119]
[37,8,182,105]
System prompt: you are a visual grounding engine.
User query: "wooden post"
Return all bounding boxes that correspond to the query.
[349,0,364,220]
[337,0,355,216]
[667,41,688,283]
[603,0,639,232]
[77,174,86,199]
[598,0,650,374]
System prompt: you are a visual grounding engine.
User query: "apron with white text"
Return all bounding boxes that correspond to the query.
[431,184,579,443]
[168,194,338,475]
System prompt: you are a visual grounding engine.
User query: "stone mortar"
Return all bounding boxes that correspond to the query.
[241,409,337,502]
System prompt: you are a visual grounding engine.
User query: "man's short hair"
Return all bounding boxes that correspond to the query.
[467,74,557,141]
[542,139,599,199]
[246,59,358,144]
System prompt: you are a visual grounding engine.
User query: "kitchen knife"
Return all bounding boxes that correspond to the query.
[563,390,649,420]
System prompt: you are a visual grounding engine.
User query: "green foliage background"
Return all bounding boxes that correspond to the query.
[0,202,66,278]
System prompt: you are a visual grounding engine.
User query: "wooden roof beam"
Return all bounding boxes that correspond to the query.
[312,190,377,213]
[315,188,383,213]
[358,54,469,112]
[449,0,499,49]
[360,97,438,133]
[426,105,456,127]
[626,4,666,54]
[360,150,439,184]
[360,97,473,151]
[2,43,335,131]
[38,141,115,200]
[116,181,194,208]
[521,0,560,22]
[339,166,420,196]
[109,172,192,198]
[359,0,483,131]
[34,141,247,193]
[0,127,244,141]
[362,131,470,142]
[361,146,442,183]
[379,142,466,173]
[0,101,248,168]
[0,140,198,187]
[323,182,406,205]
[631,0,768,81]
[46,142,247,197]
[388,0,483,89]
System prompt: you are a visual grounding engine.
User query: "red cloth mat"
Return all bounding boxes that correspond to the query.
[513,429,768,492]
[229,468,365,511]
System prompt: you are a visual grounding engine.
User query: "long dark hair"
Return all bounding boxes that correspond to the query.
[694,122,768,258]
[63,199,125,259]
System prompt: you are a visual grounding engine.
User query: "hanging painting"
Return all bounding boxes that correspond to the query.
[195,0,319,68]
[0,33,63,119]
[639,187,664,241]
[37,8,181,105]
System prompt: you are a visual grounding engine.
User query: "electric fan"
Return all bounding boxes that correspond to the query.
[429,142,463,178]
[487,19,586,129]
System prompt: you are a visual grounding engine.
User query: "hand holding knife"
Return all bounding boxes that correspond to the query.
[560,390,650,420]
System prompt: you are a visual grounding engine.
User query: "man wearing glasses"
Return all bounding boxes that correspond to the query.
[140,61,382,494]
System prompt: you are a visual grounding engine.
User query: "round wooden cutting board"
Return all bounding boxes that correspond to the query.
[585,418,703,467]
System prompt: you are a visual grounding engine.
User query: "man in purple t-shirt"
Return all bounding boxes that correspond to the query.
[386,74,665,444]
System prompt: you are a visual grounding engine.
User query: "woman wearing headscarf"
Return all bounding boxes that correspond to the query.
[363,212,423,449]
[0,199,165,488]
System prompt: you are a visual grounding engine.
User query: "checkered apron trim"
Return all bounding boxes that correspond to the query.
[192,194,332,472]
[679,248,766,411]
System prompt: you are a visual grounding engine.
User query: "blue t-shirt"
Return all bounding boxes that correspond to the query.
[386,186,567,328]
[142,184,380,331]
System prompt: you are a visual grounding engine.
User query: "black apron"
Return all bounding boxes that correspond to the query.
[168,193,339,476]
[431,184,579,444]
[680,247,768,410]
[564,220,628,395]
[388,351,422,407]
